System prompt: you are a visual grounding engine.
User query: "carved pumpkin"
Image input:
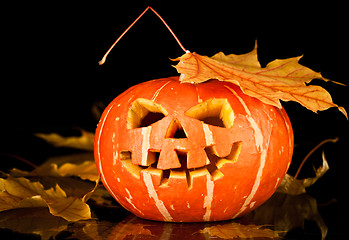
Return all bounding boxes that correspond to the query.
[95,76,293,222]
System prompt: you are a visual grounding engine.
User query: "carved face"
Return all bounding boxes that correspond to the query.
[95,77,293,222]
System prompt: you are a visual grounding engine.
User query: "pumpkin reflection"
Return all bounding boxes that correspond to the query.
[107,214,279,240]
[106,192,327,240]
[107,215,207,240]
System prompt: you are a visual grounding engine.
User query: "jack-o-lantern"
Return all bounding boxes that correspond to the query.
[95,76,293,222]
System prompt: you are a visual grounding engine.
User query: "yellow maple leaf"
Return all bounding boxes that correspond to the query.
[35,129,94,151]
[0,176,92,221]
[173,43,347,118]
[277,152,329,195]
[199,222,280,239]
[10,157,99,182]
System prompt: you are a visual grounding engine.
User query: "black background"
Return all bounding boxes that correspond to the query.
[1,0,348,238]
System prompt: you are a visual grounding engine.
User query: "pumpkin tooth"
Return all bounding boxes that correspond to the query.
[166,170,189,188]
[146,151,158,166]
[214,142,242,171]
[141,167,163,184]
[187,148,208,169]
[188,168,211,190]
[156,148,182,170]
[120,150,150,179]
[159,169,170,186]
[210,169,224,181]
[120,160,143,179]
[224,141,242,162]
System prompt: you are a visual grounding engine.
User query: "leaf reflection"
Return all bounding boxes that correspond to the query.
[0,208,69,240]
[244,192,328,240]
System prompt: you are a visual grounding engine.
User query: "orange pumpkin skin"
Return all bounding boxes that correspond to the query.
[95,76,293,222]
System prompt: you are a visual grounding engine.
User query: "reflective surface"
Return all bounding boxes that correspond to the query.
[0,186,344,240]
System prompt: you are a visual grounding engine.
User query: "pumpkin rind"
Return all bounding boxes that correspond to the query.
[95,76,293,222]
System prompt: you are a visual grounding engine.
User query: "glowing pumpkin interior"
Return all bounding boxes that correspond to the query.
[95,76,293,222]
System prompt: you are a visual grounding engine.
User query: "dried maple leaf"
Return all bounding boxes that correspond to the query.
[199,222,280,239]
[173,43,347,118]
[0,176,92,221]
[35,129,94,151]
[11,160,99,182]
[57,161,99,182]
[0,151,104,222]
[277,151,329,195]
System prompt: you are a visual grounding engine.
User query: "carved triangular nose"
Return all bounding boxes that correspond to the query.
[165,119,187,139]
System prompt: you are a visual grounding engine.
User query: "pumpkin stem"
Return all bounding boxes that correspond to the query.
[294,137,338,179]
[99,6,187,65]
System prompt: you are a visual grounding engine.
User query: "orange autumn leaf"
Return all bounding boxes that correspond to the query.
[173,44,347,118]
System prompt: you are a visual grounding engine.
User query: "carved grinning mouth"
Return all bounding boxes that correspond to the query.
[118,97,241,188]
[119,142,242,188]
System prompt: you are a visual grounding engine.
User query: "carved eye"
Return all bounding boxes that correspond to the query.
[185,98,235,128]
[127,98,168,129]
